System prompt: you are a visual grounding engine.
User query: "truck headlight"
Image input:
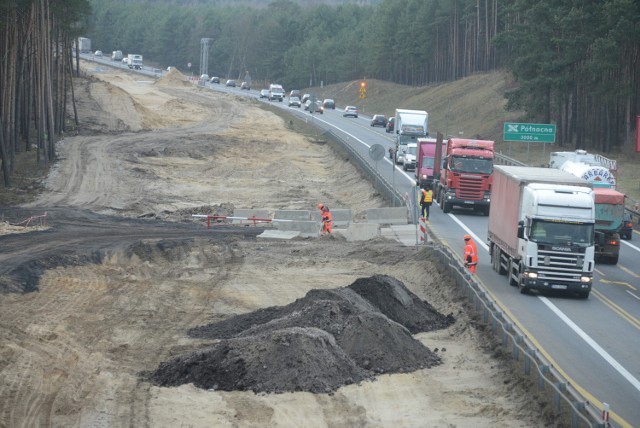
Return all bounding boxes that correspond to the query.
[523,271,538,279]
[580,276,592,283]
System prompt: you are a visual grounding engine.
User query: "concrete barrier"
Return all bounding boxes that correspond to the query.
[366,207,408,225]
[273,219,319,238]
[274,210,312,221]
[340,223,380,241]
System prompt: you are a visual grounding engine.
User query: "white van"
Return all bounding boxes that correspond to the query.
[403,142,418,171]
[268,84,284,102]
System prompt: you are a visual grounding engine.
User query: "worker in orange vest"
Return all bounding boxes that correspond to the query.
[318,203,333,235]
[463,234,478,273]
[420,186,433,220]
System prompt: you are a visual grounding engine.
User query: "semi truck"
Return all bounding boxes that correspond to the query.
[393,109,428,165]
[435,138,494,215]
[415,137,446,188]
[127,54,143,70]
[77,37,91,53]
[550,155,624,264]
[488,166,595,298]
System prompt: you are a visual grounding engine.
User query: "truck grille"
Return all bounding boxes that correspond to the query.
[536,249,585,282]
[456,175,484,200]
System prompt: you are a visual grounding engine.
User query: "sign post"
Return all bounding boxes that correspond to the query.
[504,122,556,164]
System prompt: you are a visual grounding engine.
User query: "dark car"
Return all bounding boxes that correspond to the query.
[289,90,301,98]
[370,114,387,127]
[386,117,395,133]
[241,81,250,90]
[259,89,269,98]
[210,76,220,84]
[301,94,311,104]
[620,212,634,240]
[323,99,335,110]
[226,79,236,87]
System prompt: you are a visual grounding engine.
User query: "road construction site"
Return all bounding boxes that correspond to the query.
[0,65,551,427]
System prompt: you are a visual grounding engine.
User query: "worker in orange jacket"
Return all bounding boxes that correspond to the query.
[318,203,333,235]
[463,234,478,273]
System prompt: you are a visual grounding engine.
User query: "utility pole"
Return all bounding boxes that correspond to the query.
[200,38,213,77]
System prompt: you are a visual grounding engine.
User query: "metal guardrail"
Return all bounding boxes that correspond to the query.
[425,237,610,427]
[323,129,406,207]
[317,129,611,427]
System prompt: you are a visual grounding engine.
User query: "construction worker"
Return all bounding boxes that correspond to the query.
[463,234,478,273]
[318,203,333,235]
[420,186,433,220]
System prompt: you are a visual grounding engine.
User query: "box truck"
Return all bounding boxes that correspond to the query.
[488,166,595,298]
[393,109,428,165]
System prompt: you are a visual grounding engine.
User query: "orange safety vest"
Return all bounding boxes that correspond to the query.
[464,240,478,265]
[422,189,433,203]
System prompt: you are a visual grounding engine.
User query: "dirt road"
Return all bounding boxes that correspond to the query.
[0,65,549,427]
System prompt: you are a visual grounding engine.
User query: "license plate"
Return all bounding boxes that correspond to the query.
[463,201,475,204]
[551,284,567,290]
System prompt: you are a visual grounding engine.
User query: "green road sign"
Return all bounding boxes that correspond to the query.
[503,122,556,143]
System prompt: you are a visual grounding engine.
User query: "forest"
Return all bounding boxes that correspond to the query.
[1,0,639,188]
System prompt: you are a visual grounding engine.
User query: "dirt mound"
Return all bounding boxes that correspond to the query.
[155,68,191,88]
[150,275,450,393]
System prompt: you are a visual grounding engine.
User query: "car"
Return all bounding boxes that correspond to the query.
[289,90,301,98]
[200,74,209,81]
[370,114,387,127]
[301,94,311,104]
[323,99,335,109]
[167,66,174,71]
[386,117,395,133]
[620,212,634,240]
[210,76,220,84]
[226,79,236,87]
[260,89,269,98]
[94,50,103,56]
[304,100,324,113]
[288,96,301,107]
[343,106,358,118]
[241,81,250,90]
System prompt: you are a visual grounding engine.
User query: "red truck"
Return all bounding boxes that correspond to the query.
[435,138,495,215]
[415,137,447,189]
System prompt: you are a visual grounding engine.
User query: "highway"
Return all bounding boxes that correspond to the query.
[80,56,640,427]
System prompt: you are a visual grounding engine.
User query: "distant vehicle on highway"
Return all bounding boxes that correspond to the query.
[226,79,236,87]
[241,81,250,90]
[620,212,633,240]
[111,50,123,61]
[323,99,335,109]
[301,94,310,104]
[370,114,387,127]
[200,74,209,81]
[289,89,301,98]
[288,96,301,107]
[260,89,269,98]
[386,117,395,133]
[94,50,103,57]
[343,106,358,118]
[210,76,220,83]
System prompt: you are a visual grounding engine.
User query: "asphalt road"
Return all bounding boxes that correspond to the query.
[75,57,640,426]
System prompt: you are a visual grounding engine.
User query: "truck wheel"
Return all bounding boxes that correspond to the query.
[508,262,518,287]
[610,254,619,265]
[442,200,451,213]
[519,283,530,294]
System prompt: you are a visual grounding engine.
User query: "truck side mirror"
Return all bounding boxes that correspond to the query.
[517,220,524,239]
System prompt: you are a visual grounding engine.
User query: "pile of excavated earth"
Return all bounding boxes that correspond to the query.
[150,275,454,394]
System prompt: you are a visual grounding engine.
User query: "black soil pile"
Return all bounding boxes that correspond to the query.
[149,274,455,394]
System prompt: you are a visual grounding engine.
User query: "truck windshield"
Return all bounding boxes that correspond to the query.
[422,157,434,168]
[529,220,594,247]
[449,157,493,174]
